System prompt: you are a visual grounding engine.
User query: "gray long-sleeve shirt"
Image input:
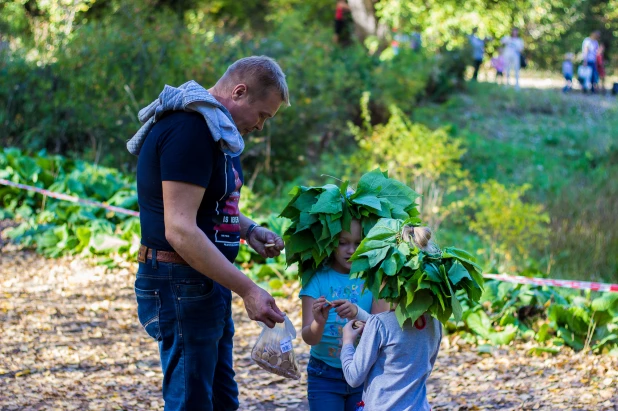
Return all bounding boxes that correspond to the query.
[340,311,442,411]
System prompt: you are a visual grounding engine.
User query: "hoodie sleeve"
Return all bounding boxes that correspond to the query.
[340,316,383,388]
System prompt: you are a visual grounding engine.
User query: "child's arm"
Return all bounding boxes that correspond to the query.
[353,298,390,321]
[340,317,382,388]
[301,296,331,346]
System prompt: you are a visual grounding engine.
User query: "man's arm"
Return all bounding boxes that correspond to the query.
[163,180,285,328]
[239,213,285,258]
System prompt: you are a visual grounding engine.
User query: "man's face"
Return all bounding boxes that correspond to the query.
[227,85,283,136]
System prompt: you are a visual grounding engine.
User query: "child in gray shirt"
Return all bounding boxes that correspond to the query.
[340,311,442,411]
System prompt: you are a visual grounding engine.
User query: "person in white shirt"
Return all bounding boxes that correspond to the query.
[582,30,601,92]
[501,28,524,89]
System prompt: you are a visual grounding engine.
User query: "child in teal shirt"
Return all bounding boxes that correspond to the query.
[300,219,386,411]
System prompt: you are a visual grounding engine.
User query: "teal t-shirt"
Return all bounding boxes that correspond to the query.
[299,267,373,368]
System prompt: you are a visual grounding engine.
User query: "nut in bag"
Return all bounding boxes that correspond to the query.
[251,314,301,380]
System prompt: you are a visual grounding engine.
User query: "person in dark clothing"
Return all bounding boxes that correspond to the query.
[334,0,352,45]
[131,56,290,411]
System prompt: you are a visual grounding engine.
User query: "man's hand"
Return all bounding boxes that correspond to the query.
[313,296,332,326]
[240,285,285,328]
[342,320,365,345]
[248,226,285,258]
[332,299,358,320]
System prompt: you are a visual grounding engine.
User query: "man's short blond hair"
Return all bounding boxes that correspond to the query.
[220,56,290,106]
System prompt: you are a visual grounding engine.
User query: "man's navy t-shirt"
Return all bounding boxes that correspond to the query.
[136,111,243,263]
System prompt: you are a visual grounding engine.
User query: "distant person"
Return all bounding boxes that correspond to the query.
[334,0,352,45]
[582,30,601,93]
[562,53,574,93]
[491,49,505,84]
[468,28,491,81]
[392,28,411,55]
[501,28,524,89]
[411,30,422,52]
[577,61,593,93]
[597,44,606,94]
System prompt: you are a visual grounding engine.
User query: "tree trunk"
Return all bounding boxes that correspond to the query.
[347,0,388,41]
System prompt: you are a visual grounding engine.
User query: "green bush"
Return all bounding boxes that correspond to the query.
[0,5,467,187]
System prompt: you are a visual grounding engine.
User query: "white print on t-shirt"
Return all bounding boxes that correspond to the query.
[213,155,242,246]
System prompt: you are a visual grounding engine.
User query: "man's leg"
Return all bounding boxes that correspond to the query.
[472,59,482,80]
[514,57,521,89]
[588,60,598,93]
[212,290,239,411]
[159,269,227,411]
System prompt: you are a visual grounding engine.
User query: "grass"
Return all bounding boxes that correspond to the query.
[412,81,618,282]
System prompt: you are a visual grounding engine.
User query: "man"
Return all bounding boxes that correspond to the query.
[469,28,491,81]
[129,56,289,410]
[582,30,601,93]
[468,27,491,81]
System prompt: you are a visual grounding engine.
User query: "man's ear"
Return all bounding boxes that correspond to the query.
[231,84,248,102]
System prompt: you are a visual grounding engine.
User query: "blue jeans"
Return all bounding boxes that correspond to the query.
[307,356,363,411]
[587,59,599,86]
[135,260,239,411]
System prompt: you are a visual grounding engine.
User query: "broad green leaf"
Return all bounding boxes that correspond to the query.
[361,246,390,268]
[295,212,319,233]
[350,257,370,275]
[285,230,315,256]
[89,233,128,253]
[486,325,518,345]
[465,309,492,339]
[403,289,433,326]
[310,185,342,214]
[451,294,463,322]
[293,188,320,212]
[591,294,618,313]
[536,323,553,342]
[423,263,442,282]
[381,255,397,276]
[557,327,585,350]
[447,260,472,285]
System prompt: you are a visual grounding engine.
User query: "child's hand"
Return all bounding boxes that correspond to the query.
[342,320,365,345]
[331,299,358,319]
[312,296,332,326]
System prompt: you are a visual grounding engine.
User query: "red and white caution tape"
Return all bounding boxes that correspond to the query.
[2,178,617,292]
[0,178,140,217]
[483,274,618,293]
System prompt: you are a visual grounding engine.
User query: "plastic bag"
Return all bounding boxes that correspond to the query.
[251,314,301,380]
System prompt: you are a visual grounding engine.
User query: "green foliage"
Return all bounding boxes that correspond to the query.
[347,93,469,229]
[375,0,618,68]
[350,218,484,327]
[0,147,140,258]
[0,2,470,189]
[469,180,550,269]
[281,168,420,286]
[412,82,618,282]
[459,280,618,353]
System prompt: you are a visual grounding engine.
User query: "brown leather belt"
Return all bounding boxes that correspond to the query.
[138,244,188,265]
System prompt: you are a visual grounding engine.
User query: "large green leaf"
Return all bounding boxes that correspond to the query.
[310,185,342,214]
[447,260,472,285]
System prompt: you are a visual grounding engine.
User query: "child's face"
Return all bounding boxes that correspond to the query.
[331,220,362,274]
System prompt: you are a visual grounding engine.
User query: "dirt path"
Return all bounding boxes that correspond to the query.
[1,247,616,410]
